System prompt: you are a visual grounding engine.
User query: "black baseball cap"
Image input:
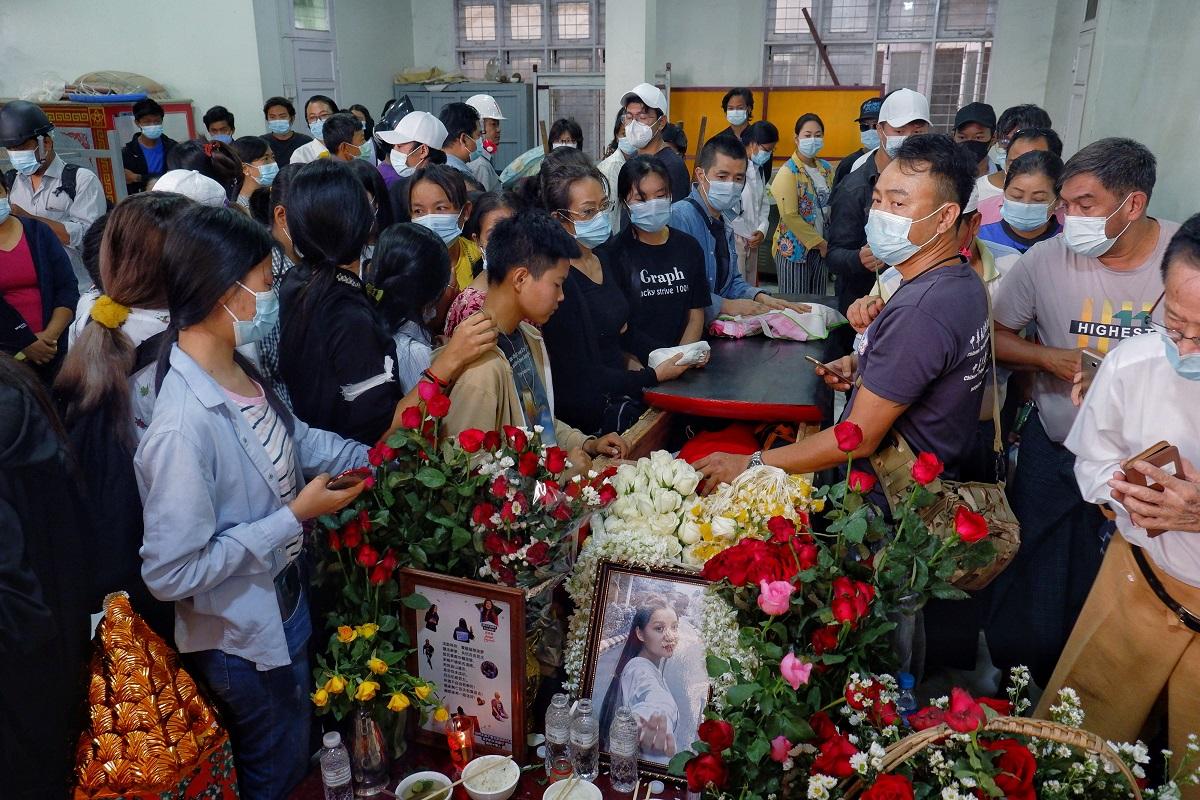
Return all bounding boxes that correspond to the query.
[954,102,996,131]
[855,97,883,123]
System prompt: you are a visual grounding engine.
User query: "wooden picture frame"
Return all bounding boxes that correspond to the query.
[579,559,712,783]
[398,568,527,758]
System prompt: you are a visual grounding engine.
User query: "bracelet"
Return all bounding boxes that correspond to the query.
[748,450,764,468]
[421,368,450,389]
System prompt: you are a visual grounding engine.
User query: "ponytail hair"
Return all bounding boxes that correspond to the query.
[167,138,245,202]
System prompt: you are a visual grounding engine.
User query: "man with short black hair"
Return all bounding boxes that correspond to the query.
[696,134,989,491]
[465,94,505,191]
[994,103,1052,169]
[986,137,1177,687]
[203,105,236,143]
[439,102,484,190]
[319,112,369,162]
[121,98,179,194]
[622,83,690,202]
[953,101,997,177]
[832,96,882,186]
[260,96,313,166]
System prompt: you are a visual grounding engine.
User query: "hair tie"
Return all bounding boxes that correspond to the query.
[90,295,131,329]
[203,142,216,157]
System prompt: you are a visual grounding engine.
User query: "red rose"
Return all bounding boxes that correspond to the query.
[502,425,528,451]
[483,533,506,555]
[490,475,508,498]
[834,421,864,453]
[697,720,735,753]
[381,548,398,571]
[545,446,568,474]
[367,444,386,467]
[551,505,573,521]
[911,452,944,485]
[494,562,516,585]
[341,521,363,549]
[848,469,877,494]
[400,405,423,429]
[355,543,379,568]
[684,753,728,793]
[473,503,497,528]
[598,483,617,505]
[908,706,945,731]
[369,563,390,585]
[862,774,914,800]
[978,696,1013,716]
[458,428,486,453]
[518,451,540,477]
[872,700,899,727]
[831,577,875,625]
[794,537,819,571]
[807,711,838,741]
[767,515,796,543]
[417,380,438,402]
[526,541,550,566]
[564,480,582,499]
[483,430,501,451]
[426,393,451,418]
[811,624,841,655]
[700,539,758,584]
[944,688,986,733]
[982,738,1037,800]
[811,733,858,779]
[357,509,371,531]
[954,505,990,543]
[362,475,375,489]
[327,530,341,550]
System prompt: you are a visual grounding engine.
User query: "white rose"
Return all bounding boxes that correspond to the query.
[613,464,637,495]
[711,516,736,538]
[652,488,682,515]
[672,464,700,496]
[634,494,655,518]
[650,450,673,470]
[648,513,679,537]
[609,496,637,521]
[632,472,651,496]
[678,519,702,545]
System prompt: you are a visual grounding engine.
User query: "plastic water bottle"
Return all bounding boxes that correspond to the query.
[608,706,640,792]
[570,698,600,781]
[320,731,354,800]
[545,693,573,780]
[897,672,918,727]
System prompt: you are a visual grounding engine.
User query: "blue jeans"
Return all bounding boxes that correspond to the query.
[189,589,313,800]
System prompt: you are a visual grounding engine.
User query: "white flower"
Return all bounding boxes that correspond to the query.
[651,487,682,515]
[678,519,702,545]
[648,512,680,537]
[634,494,655,518]
[711,515,736,538]
[806,774,837,800]
[849,752,868,775]
[613,464,637,495]
[671,460,701,495]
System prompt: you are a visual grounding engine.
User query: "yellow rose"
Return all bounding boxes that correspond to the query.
[325,675,347,695]
[337,625,357,644]
[368,657,388,675]
[355,623,379,639]
[311,688,330,708]
[354,680,380,702]
[413,684,432,701]
[388,692,411,712]
[433,707,449,723]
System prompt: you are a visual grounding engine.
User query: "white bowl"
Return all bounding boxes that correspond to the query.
[462,755,522,800]
[396,770,452,800]
[542,778,603,800]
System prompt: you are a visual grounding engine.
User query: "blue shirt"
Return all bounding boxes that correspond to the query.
[978,217,1061,259]
[135,345,368,668]
[445,152,475,179]
[140,139,164,176]
[669,186,760,322]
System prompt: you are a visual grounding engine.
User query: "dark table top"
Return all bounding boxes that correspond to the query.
[644,296,842,423]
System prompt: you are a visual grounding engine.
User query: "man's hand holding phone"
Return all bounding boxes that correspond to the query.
[808,354,855,392]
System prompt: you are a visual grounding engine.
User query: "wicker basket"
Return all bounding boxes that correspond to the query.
[843,716,1142,799]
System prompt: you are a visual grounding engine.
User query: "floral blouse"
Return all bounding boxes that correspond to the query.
[770,154,835,263]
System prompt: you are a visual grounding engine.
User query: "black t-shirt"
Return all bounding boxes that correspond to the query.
[607,227,710,361]
[655,147,692,203]
[261,131,314,166]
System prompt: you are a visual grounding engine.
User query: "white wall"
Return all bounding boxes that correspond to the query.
[0,0,264,137]
[336,0,415,112]
[654,0,767,88]
[409,0,457,72]
[605,0,658,120]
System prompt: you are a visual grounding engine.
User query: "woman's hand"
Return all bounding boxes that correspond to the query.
[435,311,497,379]
[756,294,811,315]
[21,332,58,365]
[288,473,365,522]
[721,298,771,317]
[638,713,677,757]
[585,433,628,459]
[654,353,691,382]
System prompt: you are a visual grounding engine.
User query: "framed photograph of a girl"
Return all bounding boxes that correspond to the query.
[580,560,712,781]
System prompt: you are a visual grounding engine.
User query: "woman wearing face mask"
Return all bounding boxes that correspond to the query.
[290,94,339,165]
[770,113,835,295]
[537,152,689,435]
[232,136,278,208]
[608,157,708,362]
[407,164,480,292]
[598,109,636,231]
[444,191,524,338]
[136,204,369,800]
[978,150,1064,260]
[719,87,755,142]
[731,121,779,285]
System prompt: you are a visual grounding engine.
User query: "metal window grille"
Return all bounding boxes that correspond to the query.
[456,0,603,79]
[555,1,591,40]
[508,2,543,40]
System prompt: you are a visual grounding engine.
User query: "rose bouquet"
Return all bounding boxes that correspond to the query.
[593,450,704,561]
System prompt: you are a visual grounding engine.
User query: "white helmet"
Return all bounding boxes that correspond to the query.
[466,94,506,121]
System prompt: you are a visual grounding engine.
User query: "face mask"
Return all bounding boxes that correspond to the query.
[884,135,907,158]
[413,213,463,245]
[390,147,417,178]
[140,125,164,140]
[1001,198,1051,232]
[625,118,656,149]
[309,118,325,140]
[726,109,748,127]
[701,174,743,213]
[212,134,233,144]
[860,128,881,151]
[628,198,671,233]
[0,198,10,225]
[470,137,490,161]
[267,119,292,135]
[552,142,575,149]
[254,161,279,188]
[864,203,949,266]
[224,281,279,347]
[571,213,611,248]
[1164,334,1200,381]
[1063,194,1133,258]
[958,140,990,164]
[617,137,638,156]
[353,139,375,162]
[7,148,41,176]
[750,149,772,167]
[797,137,824,158]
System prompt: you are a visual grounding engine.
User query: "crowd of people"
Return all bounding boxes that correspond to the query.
[2,77,1199,800]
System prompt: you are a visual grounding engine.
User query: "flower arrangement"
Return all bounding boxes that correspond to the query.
[597,451,703,562]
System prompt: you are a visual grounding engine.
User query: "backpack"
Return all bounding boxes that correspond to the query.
[5,162,80,201]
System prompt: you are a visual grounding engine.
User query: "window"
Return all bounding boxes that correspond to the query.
[509,2,542,40]
[455,0,604,78]
[828,0,871,34]
[556,1,591,39]
[293,0,330,31]
[770,0,814,36]
[462,3,497,41]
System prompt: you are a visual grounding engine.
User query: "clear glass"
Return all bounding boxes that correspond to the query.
[608,706,639,793]
[446,715,476,771]
[570,699,600,781]
[350,706,389,796]
[293,0,330,31]
[545,693,573,780]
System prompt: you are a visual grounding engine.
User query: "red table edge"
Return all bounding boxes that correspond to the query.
[642,391,824,423]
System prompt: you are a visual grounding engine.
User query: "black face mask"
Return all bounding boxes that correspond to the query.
[957,139,991,164]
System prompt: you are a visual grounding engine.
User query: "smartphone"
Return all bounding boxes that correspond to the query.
[1079,348,1104,396]
[327,468,371,491]
[805,354,850,384]
[1121,441,1185,537]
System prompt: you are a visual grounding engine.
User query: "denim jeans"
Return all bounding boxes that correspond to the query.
[189,587,313,800]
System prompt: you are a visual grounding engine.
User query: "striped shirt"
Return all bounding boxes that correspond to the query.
[225,382,299,503]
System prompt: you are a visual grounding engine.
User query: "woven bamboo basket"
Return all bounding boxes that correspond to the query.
[843,716,1142,799]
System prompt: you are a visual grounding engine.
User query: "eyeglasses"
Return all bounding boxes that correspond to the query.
[627,109,660,125]
[556,201,614,222]
[1146,291,1200,347]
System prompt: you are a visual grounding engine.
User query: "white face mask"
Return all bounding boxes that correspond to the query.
[726,109,748,127]
[390,146,417,178]
[864,203,949,266]
[1062,194,1134,258]
[884,135,907,158]
[625,118,656,149]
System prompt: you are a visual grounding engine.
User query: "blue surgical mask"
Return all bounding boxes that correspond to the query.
[140,125,164,140]
[1001,198,1051,232]
[212,134,233,144]
[860,128,881,151]
[7,149,41,176]
[309,118,326,140]
[267,119,292,135]
[255,161,279,187]
[726,109,748,127]
[797,137,824,158]
[701,174,743,213]
[628,198,671,233]
[571,213,611,248]
[470,137,486,161]
[413,212,463,245]
[750,149,772,167]
[224,281,279,347]
[1164,334,1200,381]
[353,140,375,162]
[390,147,417,178]
[864,204,948,266]
[617,137,638,156]
[884,135,907,158]
[0,198,10,225]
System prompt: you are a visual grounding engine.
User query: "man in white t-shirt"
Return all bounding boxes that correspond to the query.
[986,137,1176,686]
[1035,216,1200,793]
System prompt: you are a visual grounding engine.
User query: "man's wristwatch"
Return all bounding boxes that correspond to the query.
[748,450,764,468]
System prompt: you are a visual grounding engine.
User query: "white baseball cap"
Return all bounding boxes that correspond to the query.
[878,88,930,128]
[466,94,506,121]
[151,169,226,207]
[622,82,668,117]
[377,110,449,147]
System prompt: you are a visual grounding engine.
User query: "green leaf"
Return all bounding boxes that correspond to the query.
[723,683,759,708]
[842,516,868,544]
[705,655,731,677]
[402,592,432,610]
[416,467,447,488]
[666,750,693,776]
[745,735,770,764]
[931,585,969,601]
[378,614,399,632]
[450,527,472,550]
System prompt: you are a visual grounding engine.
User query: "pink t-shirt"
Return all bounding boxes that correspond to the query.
[0,232,43,332]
